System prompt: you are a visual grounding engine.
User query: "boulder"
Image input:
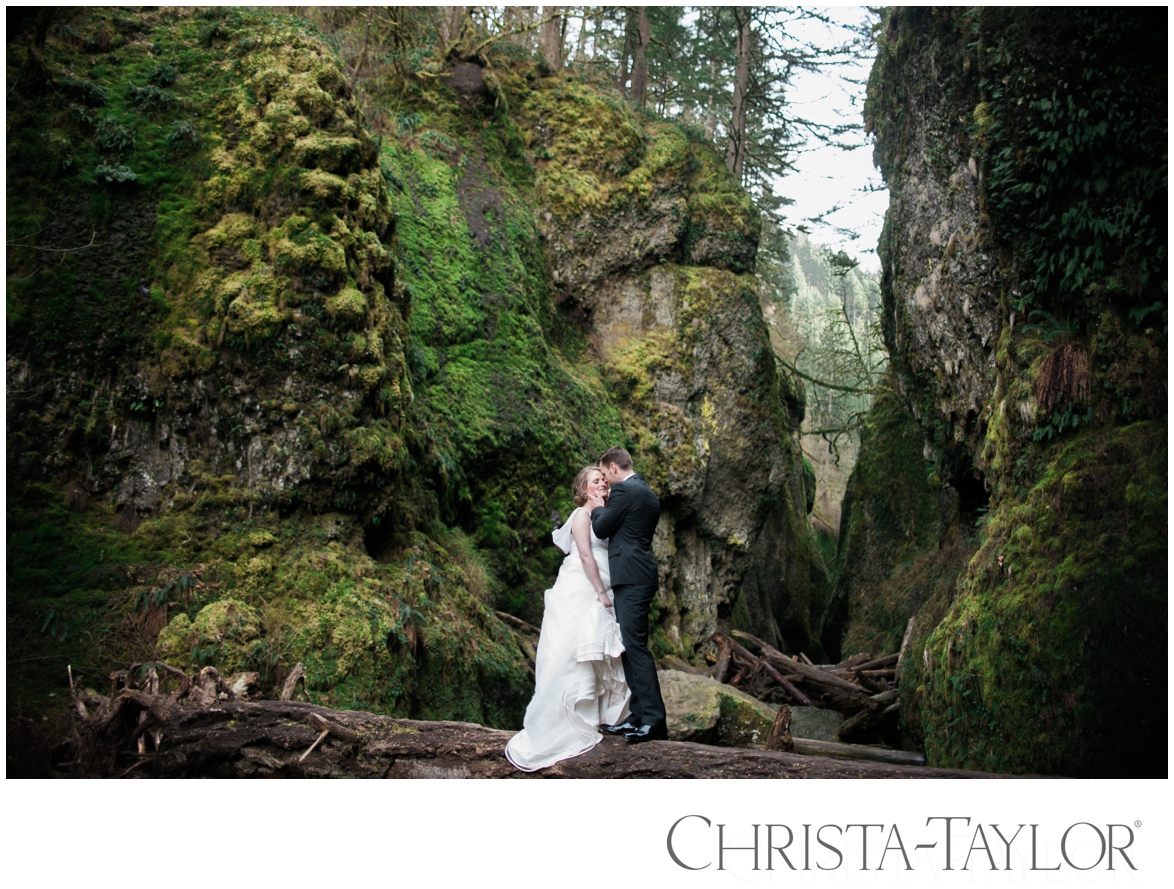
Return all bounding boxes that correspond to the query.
[788,706,842,742]
[659,669,776,748]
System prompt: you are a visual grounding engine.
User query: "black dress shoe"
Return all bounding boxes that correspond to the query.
[624,722,669,743]
[600,721,640,736]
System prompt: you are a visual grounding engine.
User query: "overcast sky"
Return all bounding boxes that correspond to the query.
[777,7,888,271]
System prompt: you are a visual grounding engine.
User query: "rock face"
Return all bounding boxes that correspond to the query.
[583,265,823,655]
[6,8,825,741]
[659,670,777,747]
[516,75,823,656]
[788,706,842,743]
[841,7,1168,776]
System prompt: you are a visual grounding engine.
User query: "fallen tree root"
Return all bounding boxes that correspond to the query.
[72,690,1006,779]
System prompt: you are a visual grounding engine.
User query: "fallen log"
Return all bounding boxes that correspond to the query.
[493,610,541,636]
[724,630,904,743]
[71,691,1007,779]
[767,650,871,696]
[730,631,884,700]
[855,653,901,672]
[792,739,926,767]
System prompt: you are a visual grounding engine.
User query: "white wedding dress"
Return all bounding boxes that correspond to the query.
[505,508,630,771]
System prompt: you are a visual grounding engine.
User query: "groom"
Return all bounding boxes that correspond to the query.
[589,446,667,743]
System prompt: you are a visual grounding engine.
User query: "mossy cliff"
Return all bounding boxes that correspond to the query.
[837,7,1166,775]
[6,8,823,760]
[7,8,524,737]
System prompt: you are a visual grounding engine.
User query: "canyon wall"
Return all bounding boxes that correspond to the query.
[832,7,1167,776]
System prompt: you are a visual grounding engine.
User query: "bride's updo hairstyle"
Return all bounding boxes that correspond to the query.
[572,465,603,507]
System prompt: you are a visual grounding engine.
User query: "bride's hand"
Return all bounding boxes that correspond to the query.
[596,589,613,609]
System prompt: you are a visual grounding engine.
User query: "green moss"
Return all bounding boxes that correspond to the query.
[5,9,821,751]
[489,68,758,273]
[157,598,264,673]
[915,422,1165,776]
[715,692,775,748]
[823,375,947,659]
[326,287,368,323]
[516,78,646,218]
[801,457,817,515]
[381,106,628,613]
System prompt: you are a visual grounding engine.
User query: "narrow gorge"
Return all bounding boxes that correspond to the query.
[6,7,1165,778]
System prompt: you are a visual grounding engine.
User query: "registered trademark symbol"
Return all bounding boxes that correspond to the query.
[1135,821,1141,828]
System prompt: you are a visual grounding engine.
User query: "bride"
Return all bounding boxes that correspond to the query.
[505,466,630,771]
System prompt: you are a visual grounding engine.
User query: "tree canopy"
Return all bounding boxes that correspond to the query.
[278,5,871,226]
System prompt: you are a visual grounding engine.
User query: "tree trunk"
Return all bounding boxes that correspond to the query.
[439,6,465,47]
[70,690,1013,779]
[726,11,752,180]
[701,7,720,141]
[616,8,632,94]
[348,6,375,88]
[506,7,538,52]
[704,55,718,140]
[629,6,651,109]
[572,7,589,63]
[541,5,563,71]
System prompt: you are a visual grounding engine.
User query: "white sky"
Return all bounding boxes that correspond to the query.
[777,7,888,272]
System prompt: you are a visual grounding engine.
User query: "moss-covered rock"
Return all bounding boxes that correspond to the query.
[848,6,1167,775]
[822,376,961,661]
[384,57,822,656]
[912,422,1166,776]
[156,598,264,674]
[789,706,843,742]
[510,74,759,293]
[5,7,515,730]
[660,669,777,747]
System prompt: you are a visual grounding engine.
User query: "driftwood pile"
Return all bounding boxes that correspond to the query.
[59,660,993,779]
[700,631,905,741]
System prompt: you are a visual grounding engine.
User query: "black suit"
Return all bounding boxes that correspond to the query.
[591,473,665,727]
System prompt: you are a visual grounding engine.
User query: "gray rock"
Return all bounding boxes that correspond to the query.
[660,669,777,748]
[788,705,842,742]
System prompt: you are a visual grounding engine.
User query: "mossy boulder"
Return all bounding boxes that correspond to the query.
[789,706,843,742]
[910,422,1166,777]
[660,670,777,748]
[511,75,760,293]
[383,60,823,655]
[581,263,826,657]
[157,599,264,674]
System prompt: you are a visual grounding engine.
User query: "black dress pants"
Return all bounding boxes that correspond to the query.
[612,582,666,726]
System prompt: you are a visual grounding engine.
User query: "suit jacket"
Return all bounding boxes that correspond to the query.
[590,473,661,588]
